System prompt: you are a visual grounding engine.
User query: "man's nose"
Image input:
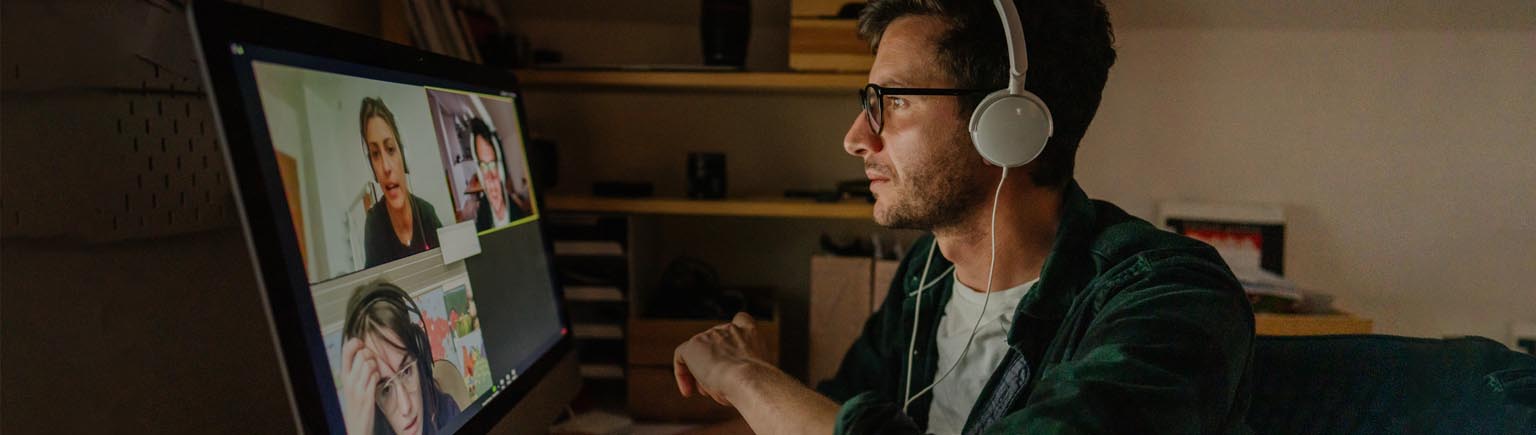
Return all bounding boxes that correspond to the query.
[843,111,882,158]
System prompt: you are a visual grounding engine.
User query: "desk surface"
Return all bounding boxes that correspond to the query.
[1255,313,1373,336]
[675,418,752,435]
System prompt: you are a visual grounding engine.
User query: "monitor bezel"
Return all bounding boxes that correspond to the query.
[188,1,573,433]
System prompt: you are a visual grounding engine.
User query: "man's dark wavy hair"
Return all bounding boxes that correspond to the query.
[858,0,1116,187]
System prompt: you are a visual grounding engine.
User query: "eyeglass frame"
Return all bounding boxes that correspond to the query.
[859,83,996,136]
[375,356,422,413]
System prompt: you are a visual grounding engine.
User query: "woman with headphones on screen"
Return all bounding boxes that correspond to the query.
[339,283,461,435]
[360,97,443,268]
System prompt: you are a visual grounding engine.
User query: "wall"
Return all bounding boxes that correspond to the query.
[504,0,1536,348]
[1,1,380,433]
[1084,0,1536,341]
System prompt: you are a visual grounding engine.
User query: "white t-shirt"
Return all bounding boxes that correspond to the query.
[925,277,1037,435]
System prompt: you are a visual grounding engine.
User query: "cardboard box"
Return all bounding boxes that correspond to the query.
[791,0,859,17]
[809,255,872,384]
[626,316,780,421]
[807,255,898,385]
[790,19,872,72]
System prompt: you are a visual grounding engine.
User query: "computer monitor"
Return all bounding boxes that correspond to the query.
[189,1,578,433]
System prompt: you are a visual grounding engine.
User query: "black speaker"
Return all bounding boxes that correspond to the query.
[700,0,750,67]
[687,152,726,199]
[527,137,558,191]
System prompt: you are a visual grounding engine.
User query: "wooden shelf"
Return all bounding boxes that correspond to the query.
[512,69,867,93]
[1255,313,1373,336]
[564,285,626,302]
[577,363,625,380]
[572,322,625,339]
[546,195,873,219]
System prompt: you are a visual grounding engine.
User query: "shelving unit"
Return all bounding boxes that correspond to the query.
[545,204,799,421]
[512,69,867,93]
[545,195,873,220]
[547,214,633,410]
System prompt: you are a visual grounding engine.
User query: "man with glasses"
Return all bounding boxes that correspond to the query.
[467,118,524,231]
[673,1,1254,434]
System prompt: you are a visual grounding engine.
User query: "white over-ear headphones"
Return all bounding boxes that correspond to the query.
[969,0,1053,169]
[901,0,1045,414]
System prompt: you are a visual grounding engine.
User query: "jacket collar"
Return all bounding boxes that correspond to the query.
[902,180,1099,343]
[1012,179,1098,324]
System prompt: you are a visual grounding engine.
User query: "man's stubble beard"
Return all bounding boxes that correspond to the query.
[875,134,988,231]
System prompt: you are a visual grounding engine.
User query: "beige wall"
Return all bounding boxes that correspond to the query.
[1085,1,1536,342]
[507,1,1535,346]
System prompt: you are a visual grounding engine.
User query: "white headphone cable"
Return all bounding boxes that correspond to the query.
[901,235,940,414]
[901,166,1009,412]
[907,265,955,297]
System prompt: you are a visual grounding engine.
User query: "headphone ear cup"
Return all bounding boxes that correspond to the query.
[969,90,1054,168]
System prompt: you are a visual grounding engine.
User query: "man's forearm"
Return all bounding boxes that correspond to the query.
[728,362,841,435]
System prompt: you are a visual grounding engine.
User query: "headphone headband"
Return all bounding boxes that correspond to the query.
[993,0,1028,96]
[347,282,428,343]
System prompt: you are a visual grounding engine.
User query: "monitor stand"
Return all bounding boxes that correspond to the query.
[490,350,581,434]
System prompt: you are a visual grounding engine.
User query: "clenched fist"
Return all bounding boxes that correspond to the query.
[673,312,771,406]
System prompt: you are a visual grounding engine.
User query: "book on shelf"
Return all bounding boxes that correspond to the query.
[394,0,484,62]
[454,9,482,63]
[564,285,625,302]
[436,0,468,58]
[1159,200,1299,303]
[554,240,625,256]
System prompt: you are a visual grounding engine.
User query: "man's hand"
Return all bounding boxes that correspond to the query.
[340,337,378,435]
[673,312,771,406]
[673,312,841,434]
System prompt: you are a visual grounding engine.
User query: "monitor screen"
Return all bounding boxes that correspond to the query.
[193,3,571,433]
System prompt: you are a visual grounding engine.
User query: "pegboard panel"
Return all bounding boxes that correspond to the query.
[2,0,241,242]
[105,69,238,240]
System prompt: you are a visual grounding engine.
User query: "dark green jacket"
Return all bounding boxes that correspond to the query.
[817,181,1255,434]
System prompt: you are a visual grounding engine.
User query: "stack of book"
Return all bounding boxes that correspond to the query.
[1158,200,1307,312]
[387,0,503,63]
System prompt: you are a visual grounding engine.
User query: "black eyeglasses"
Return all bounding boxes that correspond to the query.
[859,83,994,135]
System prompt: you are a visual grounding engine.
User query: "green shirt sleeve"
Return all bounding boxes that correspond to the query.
[833,391,924,435]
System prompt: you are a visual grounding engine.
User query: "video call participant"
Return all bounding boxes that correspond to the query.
[671,1,1253,434]
[466,118,523,231]
[340,282,461,435]
[360,97,443,267]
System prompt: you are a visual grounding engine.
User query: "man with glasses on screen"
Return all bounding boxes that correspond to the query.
[672,1,1255,434]
[468,118,519,231]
